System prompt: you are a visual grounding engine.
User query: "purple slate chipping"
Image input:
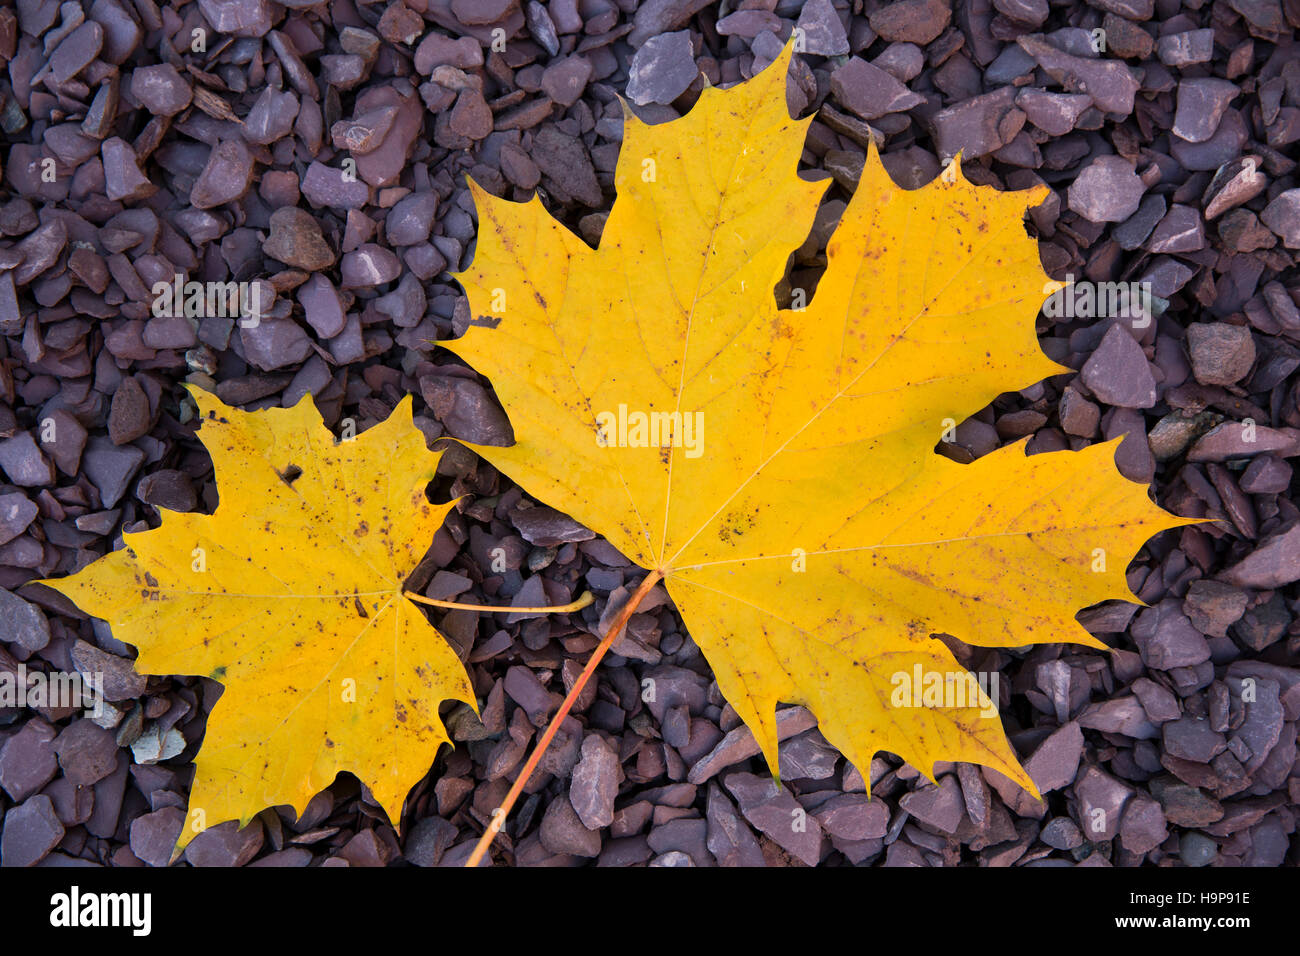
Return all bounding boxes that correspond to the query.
[626,30,698,107]
[831,57,924,121]
[191,139,255,209]
[0,719,59,801]
[1069,155,1147,223]
[1,795,65,866]
[1080,324,1157,408]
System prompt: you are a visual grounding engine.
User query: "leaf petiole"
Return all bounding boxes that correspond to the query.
[464,569,664,866]
[402,590,595,614]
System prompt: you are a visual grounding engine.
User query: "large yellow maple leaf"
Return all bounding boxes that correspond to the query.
[41,390,475,850]
[446,45,1187,795]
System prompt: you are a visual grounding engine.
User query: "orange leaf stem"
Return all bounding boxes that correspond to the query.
[464,570,664,866]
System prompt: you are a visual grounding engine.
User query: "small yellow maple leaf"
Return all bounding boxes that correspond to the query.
[41,389,476,851]
[446,45,1189,796]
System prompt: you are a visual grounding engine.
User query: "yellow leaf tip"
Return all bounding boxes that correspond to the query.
[182,381,211,406]
[1043,356,1075,378]
[286,386,319,414]
[771,33,798,72]
[391,392,415,419]
[943,150,964,183]
[1070,628,1111,652]
[1024,182,1053,208]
